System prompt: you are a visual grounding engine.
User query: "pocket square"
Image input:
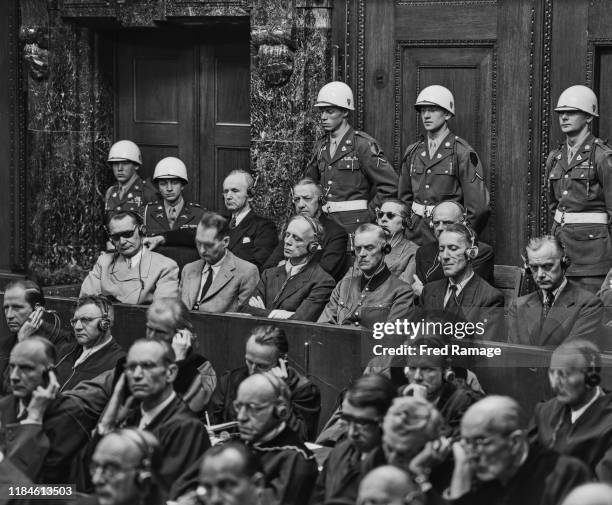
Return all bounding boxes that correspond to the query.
[242,237,252,244]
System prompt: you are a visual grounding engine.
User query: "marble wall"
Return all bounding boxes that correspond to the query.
[20,0,331,284]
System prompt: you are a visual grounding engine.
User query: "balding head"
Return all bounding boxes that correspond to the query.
[462,395,522,435]
[9,338,56,400]
[431,201,466,238]
[561,483,612,505]
[358,466,423,505]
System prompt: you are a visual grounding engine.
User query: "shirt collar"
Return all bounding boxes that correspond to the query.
[541,277,567,302]
[566,129,591,154]
[329,122,351,142]
[119,173,139,190]
[205,250,227,271]
[426,125,450,144]
[74,335,113,368]
[164,197,184,214]
[570,386,602,423]
[125,248,143,269]
[285,258,308,277]
[232,206,251,227]
[140,390,177,428]
[447,271,474,296]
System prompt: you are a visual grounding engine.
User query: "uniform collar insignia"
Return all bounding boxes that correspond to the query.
[421,151,427,156]
[557,154,562,160]
[576,154,582,161]
[346,139,352,145]
[585,144,591,151]
[341,146,347,151]
[445,142,451,147]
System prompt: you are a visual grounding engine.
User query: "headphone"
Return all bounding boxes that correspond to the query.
[105,209,146,238]
[300,215,323,254]
[260,371,291,420]
[522,235,571,273]
[381,241,392,255]
[115,428,156,487]
[95,296,112,332]
[376,201,410,230]
[428,201,467,229]
[464,225,478,260]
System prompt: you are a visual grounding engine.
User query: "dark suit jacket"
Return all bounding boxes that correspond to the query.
[263,214,349,281]
[228,210,278,271]
[415,240,495,285]
[0,457,33,505]
[508,280,603,347]
[244,260,336,321]
[420,273,505,341]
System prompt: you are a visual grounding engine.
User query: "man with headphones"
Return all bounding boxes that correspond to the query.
[508,235,602,347]
[89,428,164,505]
[223,169,278,272]
[531,339,612,483]
[318,223,414,329]
[412,201,495,297]
[243,215,336,321]
[262,178,349,282]
[417,223,504,341]
[53,295,125,392]
[80,210,180,304]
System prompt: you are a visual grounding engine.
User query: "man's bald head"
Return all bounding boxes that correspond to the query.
[462,395,522,434]
[9,337,56,399]
[431,201,466,238]
[11,338,56,367]
[358,466,423,505]
[561,483,612,505]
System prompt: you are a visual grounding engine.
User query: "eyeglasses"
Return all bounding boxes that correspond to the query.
[70,316,102,327]
[232,400,275,415]
[124,360,165,374]
[460,435,499,452]
[108,227,138,242]
[375,210,401,220]
[89,461,138,480]
[339,412,381,430]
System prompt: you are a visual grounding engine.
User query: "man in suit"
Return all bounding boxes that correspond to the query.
[142,157,204,271]
[96,339,210,495]
[508,235,603,347]
[244,215,335,322]
[419,223,504,341]
[180,211,259,313]
[412,201,494,296]
[223,169,278,271]
[263,177,349,281]
[55,295,125,392]
[80,210,179,304]
[318,223,414,329]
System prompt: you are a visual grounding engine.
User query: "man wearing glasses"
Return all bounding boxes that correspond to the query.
[96,339,209,495]
[89,428,164,505]
[80,210,179,304]
[312,374,396,505]
[447,396,591,505]
[54,295,124,391]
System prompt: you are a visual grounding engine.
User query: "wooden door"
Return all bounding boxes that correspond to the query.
[360,0,541,264]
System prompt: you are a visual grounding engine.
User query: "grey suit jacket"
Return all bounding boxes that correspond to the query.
[180,250,259,313]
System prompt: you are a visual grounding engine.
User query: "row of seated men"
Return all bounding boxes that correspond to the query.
[83,168,610,348]
[2,285,612,505]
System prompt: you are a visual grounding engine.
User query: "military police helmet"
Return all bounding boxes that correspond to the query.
[107,140,142,166]
[414,85,455,116]
[315,81,355,111]
[153,157,188,184]
[555,85,599,117]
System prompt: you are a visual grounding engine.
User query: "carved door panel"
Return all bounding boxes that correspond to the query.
[361,0,539,263]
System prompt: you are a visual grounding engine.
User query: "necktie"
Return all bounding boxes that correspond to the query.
[445,284,460,312]
[229,216,237,230]
[194,268,214,309]
[329,139,338,158]
[16,408,28,422]
[168,206,177,229]
[126,257,132,269]
[542,290,555,320]
[429,139,437,158]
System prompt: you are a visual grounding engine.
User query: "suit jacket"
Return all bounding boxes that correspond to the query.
[420,273,505,341]
[228,210,278,271]
[0,456,33,505]
[180,250,259,313]
[263,214,349,281]
[508,280,603,347]
[79,248,179,304]
[244,260,336,322]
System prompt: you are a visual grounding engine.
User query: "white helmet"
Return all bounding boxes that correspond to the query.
[414,85,455,115]
[315,81,355,111]
[107,140,142,165]
[153,157,188,183]
[555,85,599,117]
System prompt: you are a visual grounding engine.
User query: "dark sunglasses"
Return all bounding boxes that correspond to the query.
[376,210,401,220]
[108,227,138,242]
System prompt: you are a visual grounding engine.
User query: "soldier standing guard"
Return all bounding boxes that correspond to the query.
[306,81,398,235]
[143,156,204,271]
[104,139,157,219]
[398,85,490,245]
[546,85,612,293]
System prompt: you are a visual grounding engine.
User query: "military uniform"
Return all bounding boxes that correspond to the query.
[547,133,612,287]
[306,127,398,234]
[143,200,204,270]
[104,175,157,220]
[398,132,490,245]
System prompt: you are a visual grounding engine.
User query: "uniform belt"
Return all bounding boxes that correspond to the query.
[322,200,368,213]
[554,210,609,225]
[412,202,435,218]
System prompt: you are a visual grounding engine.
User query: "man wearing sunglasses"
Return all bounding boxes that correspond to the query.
[95,339,210,495]
[447,396,591,505]
[80,210,179,304]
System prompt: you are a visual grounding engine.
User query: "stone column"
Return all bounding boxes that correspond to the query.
[21,0,113,285]
[250,0,332,229]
